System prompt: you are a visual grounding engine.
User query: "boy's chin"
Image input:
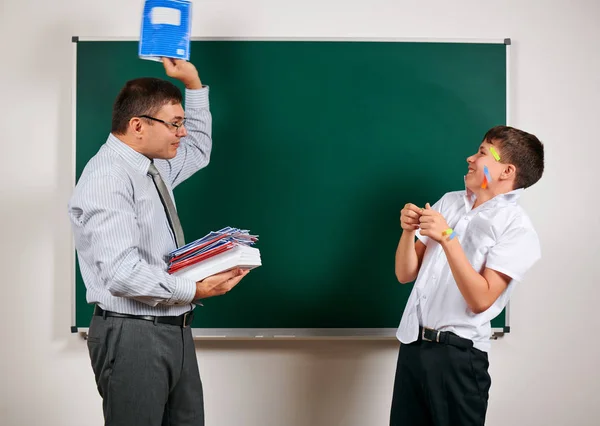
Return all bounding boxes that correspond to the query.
[464,178,480,192]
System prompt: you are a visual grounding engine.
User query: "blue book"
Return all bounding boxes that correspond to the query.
[139,0,192,61]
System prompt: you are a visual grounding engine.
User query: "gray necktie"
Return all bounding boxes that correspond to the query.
[148,162,185,248]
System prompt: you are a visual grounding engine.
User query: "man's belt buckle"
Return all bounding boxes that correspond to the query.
[182,311,190,328]
[422,327,440,343]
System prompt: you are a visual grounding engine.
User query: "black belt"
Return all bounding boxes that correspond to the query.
[418,326,473,349]
[94,305,194,328]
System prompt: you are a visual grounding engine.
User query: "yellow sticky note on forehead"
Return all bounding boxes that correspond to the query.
[490,146,501,161]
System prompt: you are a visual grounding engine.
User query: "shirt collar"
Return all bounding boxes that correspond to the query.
[463,177,524,212]
[105,133,152,175]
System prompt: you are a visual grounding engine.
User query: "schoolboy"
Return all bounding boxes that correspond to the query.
[391,125,545,426]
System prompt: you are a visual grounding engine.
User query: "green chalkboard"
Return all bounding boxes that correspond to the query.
[73,38,508,336]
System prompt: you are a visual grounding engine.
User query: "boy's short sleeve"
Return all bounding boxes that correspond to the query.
[486,221,541,282]
[415,195,445,246]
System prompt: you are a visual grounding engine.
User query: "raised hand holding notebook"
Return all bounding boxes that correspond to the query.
[168,227,262,282]
[139,0,192,62]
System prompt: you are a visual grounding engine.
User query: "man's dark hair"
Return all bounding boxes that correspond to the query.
[111,77,183,135]
[483,125,545,189]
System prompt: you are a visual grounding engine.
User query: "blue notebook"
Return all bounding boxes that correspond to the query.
[139,0,192,61]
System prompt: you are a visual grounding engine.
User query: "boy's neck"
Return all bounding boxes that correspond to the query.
[470,184,517,209]
[472,192,495,209]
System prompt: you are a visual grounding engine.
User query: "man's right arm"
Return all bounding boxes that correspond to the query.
[69,174,252,305]
[69,174,197,307]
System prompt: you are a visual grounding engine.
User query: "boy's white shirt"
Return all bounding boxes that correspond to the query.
[396,187,541,352]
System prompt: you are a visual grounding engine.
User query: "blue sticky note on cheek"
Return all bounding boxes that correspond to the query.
[483,165,492,182]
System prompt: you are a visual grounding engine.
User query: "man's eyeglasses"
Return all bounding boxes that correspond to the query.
[139,115,186,133]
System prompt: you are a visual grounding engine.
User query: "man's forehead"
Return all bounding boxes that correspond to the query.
[158,102,184,118]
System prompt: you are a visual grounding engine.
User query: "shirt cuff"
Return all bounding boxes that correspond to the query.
[168,276,197,305]
[415,229,429,245]
[185,86,210,109]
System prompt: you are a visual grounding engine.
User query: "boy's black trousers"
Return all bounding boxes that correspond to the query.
[390,327,491,426]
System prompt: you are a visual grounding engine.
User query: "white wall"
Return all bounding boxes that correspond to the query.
[1,0,599,425]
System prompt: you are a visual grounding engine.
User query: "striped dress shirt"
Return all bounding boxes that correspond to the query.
[68,88,212,316]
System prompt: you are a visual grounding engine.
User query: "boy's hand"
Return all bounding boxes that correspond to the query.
[162,58,202,89]
[400,203,423,231]
[419,203,451,242]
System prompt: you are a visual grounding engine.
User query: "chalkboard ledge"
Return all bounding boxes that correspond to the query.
[73,327,508,340]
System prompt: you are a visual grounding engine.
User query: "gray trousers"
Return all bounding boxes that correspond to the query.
[86,315,204,426]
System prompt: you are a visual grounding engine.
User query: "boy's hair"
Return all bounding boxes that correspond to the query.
[483,125,545,189]
[111,77,183,135]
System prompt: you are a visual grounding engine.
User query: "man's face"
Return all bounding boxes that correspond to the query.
[465,140,503,191]
[141,102,187,159]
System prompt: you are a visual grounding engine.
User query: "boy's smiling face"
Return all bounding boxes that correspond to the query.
[465,140,507,192]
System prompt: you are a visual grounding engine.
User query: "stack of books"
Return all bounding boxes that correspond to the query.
[167,227,261,282]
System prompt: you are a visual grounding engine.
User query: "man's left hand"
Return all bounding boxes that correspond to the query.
[419,203,451,243]
[162,58,202,89]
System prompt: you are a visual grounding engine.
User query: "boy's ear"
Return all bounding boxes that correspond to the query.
[500,163,517,181]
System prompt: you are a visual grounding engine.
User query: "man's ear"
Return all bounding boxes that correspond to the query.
[129,117,144,138]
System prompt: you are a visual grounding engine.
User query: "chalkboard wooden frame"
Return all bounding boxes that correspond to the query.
[70,36,511,340]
